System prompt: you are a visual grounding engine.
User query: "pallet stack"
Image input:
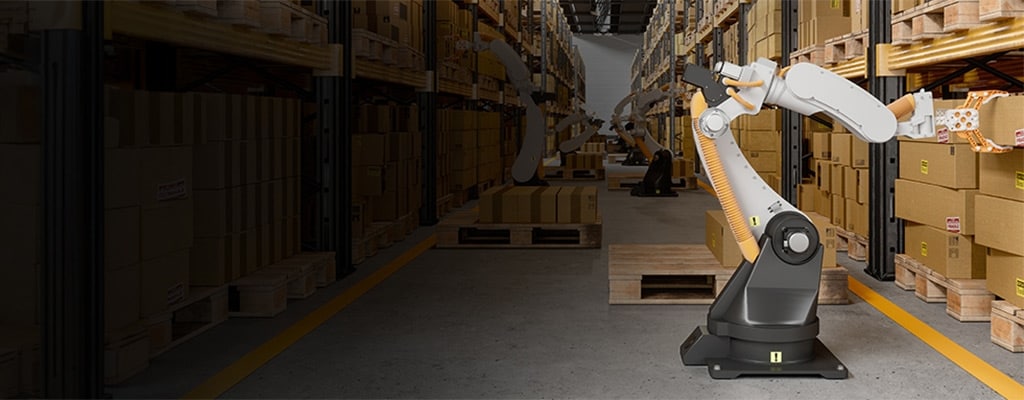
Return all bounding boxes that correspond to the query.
[352,0,425,72]
[477,111,502,188]
[0,71,41,397]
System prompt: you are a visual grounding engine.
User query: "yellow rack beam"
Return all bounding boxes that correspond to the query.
[353,60,427,89]
[887,17,1024,70]
[108,1,329,70]
[829,56,867,79]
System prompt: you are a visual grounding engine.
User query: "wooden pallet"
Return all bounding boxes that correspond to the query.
[258,0,310,42]
[228,271,289,318]
[980,0,1024,21]
[436,209,602,249]
[607,172,697,191]
[287,252,336,288]
[836,227,868,261]
[991,300,1024,352]
[216,0,262,28]
[824,31,868,65]
[104,324,150,385]
[264,259,317,300]
[606,153,628,164]
[144,285,229,358]
[790,45,825,66]
[608,244,850,305]
[546,168,606,181]
[351,28,398,65]
[436,193,455,219]
[893,254,994,322]
[892,0,984,45]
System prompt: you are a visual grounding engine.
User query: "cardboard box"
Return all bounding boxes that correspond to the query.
[105,148,140,208]
[515,187,542,223]
[805,211,837,268]
[812,132,831,160]
[830,163,845,197]
[905,223,985,279]
[978,93,1024,147]
[844,166,859,199]
[579,186,598,224]
[831,195,846,228]
[817,189,832,219]
[190,235,235,286]
[895,179,978,235]
[743,150,778,173]
[740,130,780,151]
[830,133,852,166]
[557,187,582,224]
[851,199,870,238]
[193,189,230,238]
[353,166,384,196]
[799,183,817,212]
[706,210,744,268]
[817,160,832,193]
[352,134,387,166]
[139,147,192,207]
[986,249,1024,309]
[193,141,239,190]
[140,200,194,260]
[539,187,561,223]
[851,137,869,168]
[899,142,978,189]
[979,150,1024,201]
[0,263,37,325]
[106,207,140,270]
[857,169,869,204]
[975,195,1024,256]
[501,187,527,223]
[105,263,140,332]
[140,249,190,317]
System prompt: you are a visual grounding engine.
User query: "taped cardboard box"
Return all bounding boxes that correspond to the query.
[895,179,978,235]
[812,132,831,160]
[538,187,561,223]
[830,163,845,197]
[190,235,238,286]
[515,187,542,223]
[141,200,194,260]
[831,195,846,229]
[978,93,1024,148]
[830,133,852,166]
[743,150,778,173]
[556,187,581,224]
[974,194,1024,256]
[816,160,832,193]
[706,210,743,268]
[978,150,1024,202]
[986,249,1024,309]
[798,183,817,212]
[851,137,868,169]
[806,211,837,268]
[898,141,978,189]
[139,147,192,207]
[905,223,985,279]
[740,130,780,151]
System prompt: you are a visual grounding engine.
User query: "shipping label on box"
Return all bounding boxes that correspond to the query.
[905,223,986,279]
[975,194,1024,256]
[140,147,192,206]
[895,179,978,235]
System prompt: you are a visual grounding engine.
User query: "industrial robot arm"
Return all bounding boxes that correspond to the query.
[610,85,675,158]
[678,58,934,379]
[556,107,605,154]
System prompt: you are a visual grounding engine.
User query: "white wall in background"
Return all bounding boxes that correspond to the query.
[572,34,643,136]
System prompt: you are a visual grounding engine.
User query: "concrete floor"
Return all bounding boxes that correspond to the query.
[111,182,1024,399]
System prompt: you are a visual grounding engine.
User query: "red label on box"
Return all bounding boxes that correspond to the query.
[157,178,188,201]
[945,217,961,233]
[936,128,950,143]
[1015,129,1023,147]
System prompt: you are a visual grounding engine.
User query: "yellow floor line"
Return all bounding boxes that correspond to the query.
[847,276,1024,400]
[183,235,438,399]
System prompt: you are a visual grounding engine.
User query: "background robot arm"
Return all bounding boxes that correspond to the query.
[681,59,934,263]
[556,109,605,154]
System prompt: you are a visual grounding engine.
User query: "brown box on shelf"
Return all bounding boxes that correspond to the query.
[851,137,869,168]
[830,133,852,166]
[743,150,778,173]
[799,183,817,212]
[975,194,1024,256]
[139,146,192,207]
[194,189,230,238]
[812,132,831,160]
[140,249,189,317]
[105,263,140,333]
[979,150,1024,202]
[831,195,846,229]
[806,211,837,268]
[353,166,384,196]
[844,166,859,200]
[740,130,780,151]
[858,169,869,204]
[899,142,978,189]
[816,190,832,219]
[190,235,237,286]
[579,186,598,224]
[106,207,140,270]
[851,199,870,238]
[895,179,978,235]
[193,141,240,190]
[830,163,845,197]
[556,187,582,224]
[905,223,986,279]
[706,210,743,268]
[539,187,561,224]
[104,148,140,208]
[986,249,1024,309]
[479,186,512,223]
[352,134,387,167]
[816,160,832,193]
[515,187,542,223]
[501,187,528,223]
[978,93,1024,148]
[141,200,194,261]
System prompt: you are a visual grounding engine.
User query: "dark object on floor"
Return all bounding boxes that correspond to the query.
[631,149,677,197]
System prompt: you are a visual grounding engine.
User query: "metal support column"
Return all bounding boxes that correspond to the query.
[316,0,353,276]
[420,0,439,225]
[712,27,724,66]
[866,0,904,280]
[738,2,750,65]
[695,0,705,66]
[669,0,676,152]
[41,2,104,397]
[779,0,800,204]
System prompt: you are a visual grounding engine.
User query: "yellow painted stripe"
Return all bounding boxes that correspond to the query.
[698,180,716,197]
[183,235,438,399]
[848,276,1024,400]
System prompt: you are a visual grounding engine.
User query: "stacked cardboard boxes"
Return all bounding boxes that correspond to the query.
[477,111,502,186]
[797,0,851,49]
[478,185,598,224]
[565,152,604,171]
[705,210,837,269]
[895,99,986,279]
[352,104,423,224]
[437,109,454,211]
[451,109,479,192]
[746,0,783,61]
[734,108,782,192]
[826,121,870,239]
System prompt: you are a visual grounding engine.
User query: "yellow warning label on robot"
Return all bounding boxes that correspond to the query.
[921,160,929,175]
[770,351,782,363]
[921,242,928,257]
[1016,171,1023,190]
[1016,278,1024,297]
[750,216,760,227]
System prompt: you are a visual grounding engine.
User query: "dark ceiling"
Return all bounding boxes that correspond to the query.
[558,0,659,34]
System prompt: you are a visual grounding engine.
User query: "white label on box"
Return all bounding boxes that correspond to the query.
[936,128,950,143]
[156,178,187,201]
[945,217,961,233]
[1015,129,1023,147]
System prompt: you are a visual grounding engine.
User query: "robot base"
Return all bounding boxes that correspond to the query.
[681,325,848,379]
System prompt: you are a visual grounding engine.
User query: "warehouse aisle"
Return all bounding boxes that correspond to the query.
[113,185,1022,399]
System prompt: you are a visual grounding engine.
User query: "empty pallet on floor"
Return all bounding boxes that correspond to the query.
[228,252,337,318]
[608,244,850,305]
[435,209,602,249]
[143,285,229,358]
[894,254,993,322]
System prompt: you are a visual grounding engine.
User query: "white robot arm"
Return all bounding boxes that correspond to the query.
[556,108,605,154]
